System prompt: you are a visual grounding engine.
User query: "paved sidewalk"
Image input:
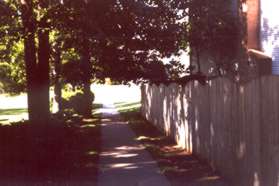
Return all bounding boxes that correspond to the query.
[97,103,170,186]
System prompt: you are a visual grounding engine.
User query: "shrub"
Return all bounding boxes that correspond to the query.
[63,91,95,115]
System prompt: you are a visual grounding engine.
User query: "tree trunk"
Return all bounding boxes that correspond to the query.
[54,41,63,112]
[21,1,51,124]
[24,29,40,123]
[196,48,201,74]
[189,50,194,75]
[37,27,50,123]
[21,1,42,124]
[81,36,92,117]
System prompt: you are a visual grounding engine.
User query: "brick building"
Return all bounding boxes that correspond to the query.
[246,0,279,74]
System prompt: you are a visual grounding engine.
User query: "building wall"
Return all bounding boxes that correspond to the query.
[246,0,279,74]
[260,0,279,74]
[247,0,260,49]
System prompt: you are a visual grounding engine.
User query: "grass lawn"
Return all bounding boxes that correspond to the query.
[0,108,28,125]
[0,104,102,185]
[0,108,27,115]
[115,102,226,185]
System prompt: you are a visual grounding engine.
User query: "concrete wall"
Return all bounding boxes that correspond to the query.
[141,74,279,186]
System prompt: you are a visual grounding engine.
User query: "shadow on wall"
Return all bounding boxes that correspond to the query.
[141,67,279,186]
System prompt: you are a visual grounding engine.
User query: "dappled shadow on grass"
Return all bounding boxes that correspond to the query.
[119,108,227,185]
[0,108,27,116]
[0,108,101,185]
[0,108,28,125]
[92,103,103,110]
[115,101,141,114]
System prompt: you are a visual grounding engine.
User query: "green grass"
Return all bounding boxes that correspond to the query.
[0,103,103,125]
[114,101,141,113]
[0,108,28,125]
[93,103,103,110]
[0,108,27,115]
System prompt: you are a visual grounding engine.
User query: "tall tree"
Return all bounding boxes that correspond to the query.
[37,2,51,121]
[52,36,63,112]
[20,0,43,123]
[19,0,56,123]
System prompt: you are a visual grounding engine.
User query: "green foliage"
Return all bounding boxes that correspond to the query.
[58,0,188,83]
[59,85,95,115]
[165,60,186,80]
[0,2,25,94]
[61,85,83,100]
[0,41,26,94]
[61,60,84,88]
[62,90,95,115]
